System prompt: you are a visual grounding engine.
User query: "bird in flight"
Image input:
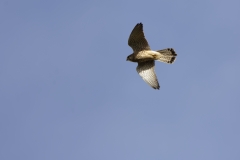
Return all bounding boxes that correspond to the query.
[127,23,177,89]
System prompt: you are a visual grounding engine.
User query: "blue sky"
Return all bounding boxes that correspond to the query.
[0,0,240,159]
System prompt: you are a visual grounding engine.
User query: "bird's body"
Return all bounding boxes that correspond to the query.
[128,50,176,63]
[128,50,160,62]
[127,23,177,89]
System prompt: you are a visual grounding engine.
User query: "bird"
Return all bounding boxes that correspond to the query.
[127,23,177,89]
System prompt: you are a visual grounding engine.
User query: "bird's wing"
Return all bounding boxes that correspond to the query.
[136,61,160,89]
[128,23,150,52]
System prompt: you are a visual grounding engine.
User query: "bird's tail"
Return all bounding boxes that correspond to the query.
[156,48,177,64]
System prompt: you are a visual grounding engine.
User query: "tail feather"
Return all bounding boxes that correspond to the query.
[156,48,177,64]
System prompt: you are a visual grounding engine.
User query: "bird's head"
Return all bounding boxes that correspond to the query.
[126,54,134,62]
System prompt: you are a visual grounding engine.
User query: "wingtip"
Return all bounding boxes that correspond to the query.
[153,86,160,90]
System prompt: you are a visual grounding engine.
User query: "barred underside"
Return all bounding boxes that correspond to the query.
[136,61,160,89]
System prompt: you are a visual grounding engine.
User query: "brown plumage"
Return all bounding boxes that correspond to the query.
[127,23,177,89]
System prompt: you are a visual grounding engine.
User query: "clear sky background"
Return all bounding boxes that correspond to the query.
[1,0,240,160]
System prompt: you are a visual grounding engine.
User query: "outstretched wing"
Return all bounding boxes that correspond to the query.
[128,23,150,52]
[136,61,160,89]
